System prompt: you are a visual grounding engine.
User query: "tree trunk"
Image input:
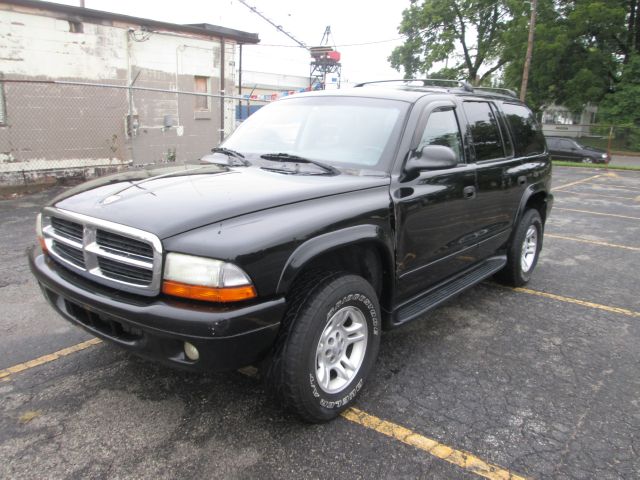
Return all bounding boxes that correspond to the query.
[635,0,640,53]
[520,0,538,101]
[627,0,637,62]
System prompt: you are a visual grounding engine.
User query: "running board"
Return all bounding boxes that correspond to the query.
[393,255,506,326]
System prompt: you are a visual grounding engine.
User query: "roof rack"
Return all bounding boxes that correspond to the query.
[353,79,518,98]
[354,79,467,88]
[473,86,518,98]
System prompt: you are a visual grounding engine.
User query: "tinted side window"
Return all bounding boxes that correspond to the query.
[494,107,514,157]
[417,108,463,163]
[502,103,545,156]
[463,101,505,161]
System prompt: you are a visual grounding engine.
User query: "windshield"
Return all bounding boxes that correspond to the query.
[223,96,408,172]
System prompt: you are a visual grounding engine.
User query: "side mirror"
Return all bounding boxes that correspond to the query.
[405,145,458,172]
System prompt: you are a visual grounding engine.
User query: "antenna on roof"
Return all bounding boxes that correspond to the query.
[459,81,474,92]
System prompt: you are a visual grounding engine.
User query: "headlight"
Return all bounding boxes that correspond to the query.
[36,213,47,253]
[162,252,256,302]
[601,153,608,158]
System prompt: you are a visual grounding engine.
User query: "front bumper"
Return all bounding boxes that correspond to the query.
[29,248,286,372]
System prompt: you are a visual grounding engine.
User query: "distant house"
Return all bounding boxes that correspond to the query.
[541,103,598,138]
[0,0,259,185]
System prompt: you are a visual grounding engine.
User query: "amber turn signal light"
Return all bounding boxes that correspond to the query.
[162,280,257,303]
[38,236,48,254]
[36,213,47,254]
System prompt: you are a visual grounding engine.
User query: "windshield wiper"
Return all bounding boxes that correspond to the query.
[211,147,250,166]
[260,153,339,175]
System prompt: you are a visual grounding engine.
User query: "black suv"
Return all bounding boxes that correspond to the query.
[546,136,610,164]
[29,80,553,422]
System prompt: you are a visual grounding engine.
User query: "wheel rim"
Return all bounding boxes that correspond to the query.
[521,225,538,273]
[315,306,368,394]
[583,157,593,164]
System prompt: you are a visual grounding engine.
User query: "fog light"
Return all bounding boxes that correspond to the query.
[184,342,199,361]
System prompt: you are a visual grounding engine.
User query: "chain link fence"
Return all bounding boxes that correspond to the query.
[542,123,640,154]
[0,79,269,192]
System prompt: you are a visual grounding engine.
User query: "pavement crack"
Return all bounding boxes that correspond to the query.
[549,375,608,477]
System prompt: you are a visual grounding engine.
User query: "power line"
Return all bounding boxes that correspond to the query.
[235,0,309,50]
[244,33,426,49]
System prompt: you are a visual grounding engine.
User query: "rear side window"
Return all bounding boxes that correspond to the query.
[463,101,505,161]
[502,103,545,156]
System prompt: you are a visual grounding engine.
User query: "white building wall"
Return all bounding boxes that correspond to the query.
[0,4,240,183]
[0,8,237,85]
[0,10,128,80]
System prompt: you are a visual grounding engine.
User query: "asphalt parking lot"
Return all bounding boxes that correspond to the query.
[1,166,639,479]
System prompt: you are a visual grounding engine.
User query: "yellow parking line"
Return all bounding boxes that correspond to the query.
[554,207,640,221]
[0,338,102,380]
[511,287,640,318]
[552,174,604,191]
[593,183,640,192]
[342,408,527,480]
[546,233,640,252]
[555,189,636,201]
[2,338,526,480]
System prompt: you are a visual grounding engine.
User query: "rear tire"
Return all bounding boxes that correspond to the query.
[263,272,381,422]
[496,209,543,287]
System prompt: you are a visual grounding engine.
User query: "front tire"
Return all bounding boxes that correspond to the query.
[264,272,381,422]
[496,209,543,287]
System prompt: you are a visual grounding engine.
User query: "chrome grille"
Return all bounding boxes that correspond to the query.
[98,257,154,284]
[42,208,163,296]
[51,217,83,242]
[96,229,154,259]
[52,240,85,268]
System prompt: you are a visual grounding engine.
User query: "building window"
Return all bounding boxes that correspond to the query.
[68,20,83,33]
[194,76,210,111]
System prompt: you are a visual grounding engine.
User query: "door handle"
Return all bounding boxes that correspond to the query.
[463,186,476,199]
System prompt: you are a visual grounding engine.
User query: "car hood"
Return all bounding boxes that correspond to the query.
[50,164,389,238]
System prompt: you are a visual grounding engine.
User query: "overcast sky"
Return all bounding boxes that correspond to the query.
[54,0,409,85]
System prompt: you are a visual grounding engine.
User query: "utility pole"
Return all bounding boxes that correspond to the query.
[520,0,537,102]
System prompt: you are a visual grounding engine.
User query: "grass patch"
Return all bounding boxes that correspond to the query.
[552,160,640,171]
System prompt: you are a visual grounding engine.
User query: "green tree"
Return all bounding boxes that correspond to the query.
[600,55,640,124]
[390,0,633,112]
[389,0,521,85]
[502,0,628,110]
[598,55,640,148]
